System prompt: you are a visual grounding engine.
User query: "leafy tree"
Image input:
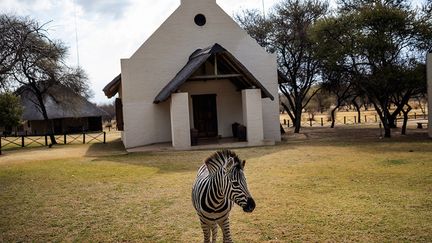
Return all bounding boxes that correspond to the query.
[237,0,329,133]
[389,63,426,134]
[0,92,23,129]
[304,86,333,120]
[312,0,431,137]
[1,14,90,144]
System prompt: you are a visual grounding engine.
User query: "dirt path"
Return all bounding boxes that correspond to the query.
[0,132,126,165]
[0,146,88,165]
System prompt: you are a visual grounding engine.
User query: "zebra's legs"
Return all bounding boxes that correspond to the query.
[211,222,218,243]
[218,218,233,243]
[200,219,211,243]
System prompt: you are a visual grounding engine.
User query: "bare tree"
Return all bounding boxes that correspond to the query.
[237,0,328,133]
[0,15,45,84]
[1,14,90,144]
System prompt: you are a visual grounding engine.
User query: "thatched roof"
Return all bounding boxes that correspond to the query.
[19,84,108,121]
[153,43,274,104]
[103,74,121,98]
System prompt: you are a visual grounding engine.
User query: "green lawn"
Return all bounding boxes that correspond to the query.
[0,128,431,242]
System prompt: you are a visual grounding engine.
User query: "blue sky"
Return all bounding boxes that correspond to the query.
[0,0,426,104]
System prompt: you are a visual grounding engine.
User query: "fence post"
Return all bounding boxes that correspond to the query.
[83,133,86,144]
[103,132,106,144]
[310,119,313,127]
[45,135,48,146]
[21,136,24,147]
[321,118,323,126]
[64,134,67,145]
[379,122,383,137]
[344,116,346,124]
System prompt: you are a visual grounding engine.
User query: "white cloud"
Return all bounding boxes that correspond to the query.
[0,0,370,104]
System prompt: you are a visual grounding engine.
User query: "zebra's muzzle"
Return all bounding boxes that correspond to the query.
[243,197,255,213]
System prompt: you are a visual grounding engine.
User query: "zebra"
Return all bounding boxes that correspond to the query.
[192,149,256,243]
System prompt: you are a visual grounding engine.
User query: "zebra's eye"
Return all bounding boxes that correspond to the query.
[232,181,240,187]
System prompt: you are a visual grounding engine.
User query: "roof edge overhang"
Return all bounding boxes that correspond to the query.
[153,43,274,104]
[103,74,121,98]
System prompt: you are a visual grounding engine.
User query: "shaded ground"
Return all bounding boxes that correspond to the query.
[0,127,431,242]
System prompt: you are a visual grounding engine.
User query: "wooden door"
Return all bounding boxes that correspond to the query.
[192,94,218,138]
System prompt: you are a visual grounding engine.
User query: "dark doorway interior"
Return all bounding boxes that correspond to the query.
[192,94,218,138]
[53,119,62,134]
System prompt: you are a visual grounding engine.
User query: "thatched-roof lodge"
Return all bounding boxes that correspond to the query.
[16,84,107,135]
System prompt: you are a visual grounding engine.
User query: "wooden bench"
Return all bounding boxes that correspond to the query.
[417,122,428,129]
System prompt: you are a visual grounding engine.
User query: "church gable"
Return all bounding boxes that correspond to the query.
[129,0,272,61]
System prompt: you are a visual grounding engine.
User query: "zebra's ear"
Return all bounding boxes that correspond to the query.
[224,157,235,172]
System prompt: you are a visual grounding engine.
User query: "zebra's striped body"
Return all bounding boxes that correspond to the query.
[192,150,255,243]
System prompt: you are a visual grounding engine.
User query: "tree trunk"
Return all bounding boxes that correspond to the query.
[387,115,397,128]
[280,123,286,134]
[372,101,391,138]
[330,107,337,128]
[293,108,302,133]
[401,106,412,135]
[352,99,361,123]
[383,122,391,138]
[34,90,57,145]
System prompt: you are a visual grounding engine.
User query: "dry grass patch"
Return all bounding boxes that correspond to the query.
[0,128,431,242]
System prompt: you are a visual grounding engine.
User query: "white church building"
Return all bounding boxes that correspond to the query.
[103,0,281,149]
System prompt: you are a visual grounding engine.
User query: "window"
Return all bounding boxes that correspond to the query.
[194,14,206,26]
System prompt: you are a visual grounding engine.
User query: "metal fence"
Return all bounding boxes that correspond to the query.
[281,113,428,128]
[0,132,106,155]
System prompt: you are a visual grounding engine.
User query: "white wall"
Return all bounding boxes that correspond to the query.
[120,0,280,148]
[170,92,191,149]
[242,89,264,145]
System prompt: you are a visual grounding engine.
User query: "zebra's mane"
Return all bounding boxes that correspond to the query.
[204,149,243,174]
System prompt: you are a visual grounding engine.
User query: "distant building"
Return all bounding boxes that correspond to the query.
[11,84,107,135]
[103,0,281,149]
